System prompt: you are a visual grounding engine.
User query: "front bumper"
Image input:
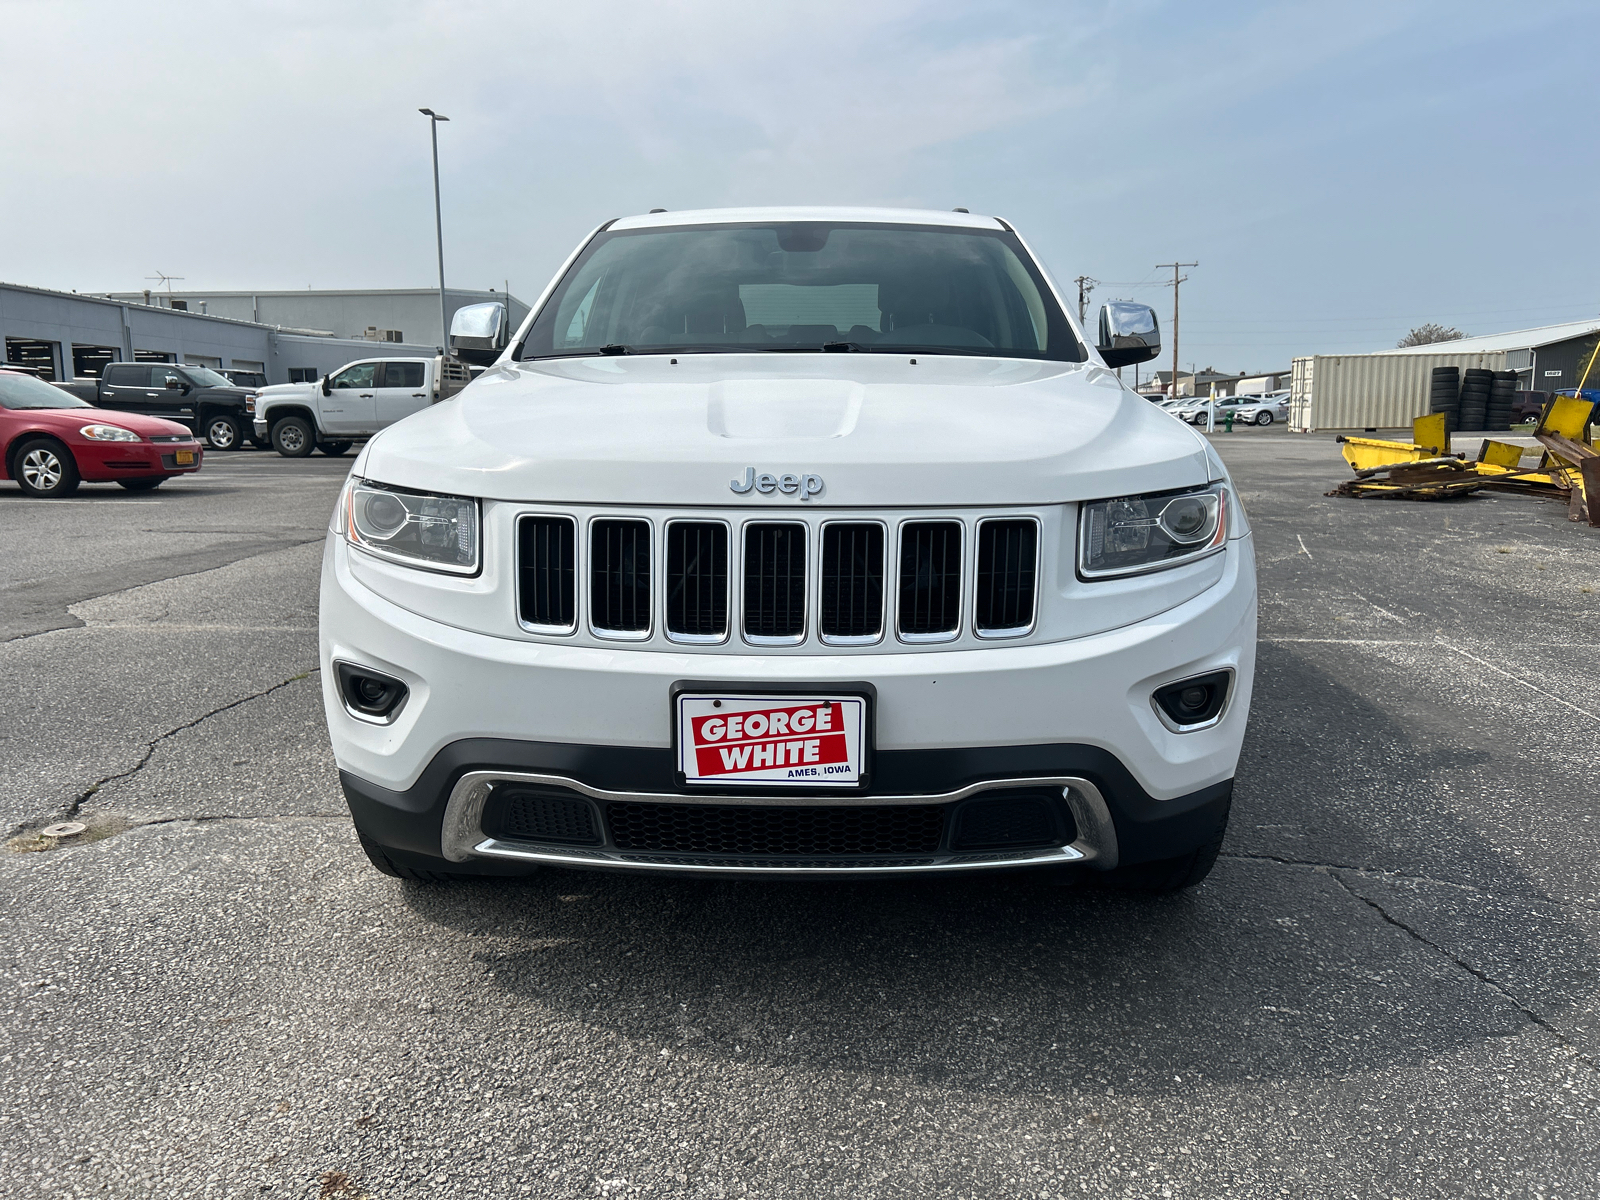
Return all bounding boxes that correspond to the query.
[252,419,269,440]
[322,533,1255,875]
[76,440,203,482]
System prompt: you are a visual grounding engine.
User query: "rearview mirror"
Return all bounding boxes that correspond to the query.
[1097,302,1161,368]
[449,302,507,367]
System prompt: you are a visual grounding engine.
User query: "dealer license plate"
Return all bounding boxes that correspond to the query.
[174,450,194,465]
[676,694,866,786]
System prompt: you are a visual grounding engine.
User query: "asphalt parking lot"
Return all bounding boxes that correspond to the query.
[3,431,1598,1199]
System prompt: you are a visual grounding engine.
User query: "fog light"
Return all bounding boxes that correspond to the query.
[1152,670,1231,732]
[336,662,409,722]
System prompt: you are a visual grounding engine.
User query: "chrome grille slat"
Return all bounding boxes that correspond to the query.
[665,521,729,641]
[518,515,576,631]
[590,518,651,636]
[975,518,1038,636]
[898,520,962,640]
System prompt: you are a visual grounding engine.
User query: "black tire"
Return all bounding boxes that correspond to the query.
[271,416,315,458]
[12,437,81,498]
[203,413,244,451]
[317,441,353,456]
[1253,410,1273,426]
[117,477,165,491]
[1101,812,1229,894]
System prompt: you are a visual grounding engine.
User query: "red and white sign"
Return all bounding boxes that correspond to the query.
[676,694,866,786]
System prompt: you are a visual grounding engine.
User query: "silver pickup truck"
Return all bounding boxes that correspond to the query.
[253,353,475,457]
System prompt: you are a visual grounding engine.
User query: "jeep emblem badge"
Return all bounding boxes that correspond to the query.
[730,467,824,501]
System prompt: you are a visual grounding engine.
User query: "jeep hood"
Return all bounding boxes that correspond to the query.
[357,355,1212,507]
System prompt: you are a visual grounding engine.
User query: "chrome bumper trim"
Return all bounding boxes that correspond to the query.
[439,769,1119,872]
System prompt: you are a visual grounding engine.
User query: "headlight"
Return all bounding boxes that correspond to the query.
[344,478,479,575]
[80,424,141,442]
[1079,482,1227,579]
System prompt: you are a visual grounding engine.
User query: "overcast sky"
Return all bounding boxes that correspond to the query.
[3,0,1594,371]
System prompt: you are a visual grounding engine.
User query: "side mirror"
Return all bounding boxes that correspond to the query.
[321,375,332,397]
[1097,302,1161,368]
[164,376,181,390]
[449,302,507,367]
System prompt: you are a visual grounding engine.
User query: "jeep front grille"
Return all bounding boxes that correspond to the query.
[975,518,1038,636]
[590,518,651,636]
[897,520,962,640]
[743,523,806,642]
[665,521,729,641]
[820,523,885,643]
[518,515,577,631]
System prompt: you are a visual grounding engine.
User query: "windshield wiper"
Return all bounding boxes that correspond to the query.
[821,341,873,353]
[597,344,632,356]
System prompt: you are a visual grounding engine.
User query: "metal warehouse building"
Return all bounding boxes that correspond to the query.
[1289,318,1600,432]
[1,284,528,386]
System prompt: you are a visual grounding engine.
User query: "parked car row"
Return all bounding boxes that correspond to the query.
[1158,391,1290,426]
[0,367,203,497]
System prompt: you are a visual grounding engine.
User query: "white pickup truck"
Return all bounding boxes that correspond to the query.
[253,354,473,457]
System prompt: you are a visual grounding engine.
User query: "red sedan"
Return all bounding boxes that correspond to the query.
[1,368,203,497]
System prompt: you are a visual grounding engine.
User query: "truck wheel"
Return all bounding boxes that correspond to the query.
[272,416,315,458]
[117,478,165,491]
[204,414,244,450]
[317,441,353,456]
[14,437,81,498]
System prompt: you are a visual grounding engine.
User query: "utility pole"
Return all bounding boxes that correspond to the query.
[1073,276,1097,324]
[1155,261,1197,405]
[419,108,451,347]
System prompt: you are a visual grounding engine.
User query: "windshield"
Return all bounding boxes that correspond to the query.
[520,222,1082,362]
[0,372,92,410]
[182,366,235,388]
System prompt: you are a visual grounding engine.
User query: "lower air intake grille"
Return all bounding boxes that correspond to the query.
[975,519,1038,634]
[606,802,945,856]
[898,521,962,638]
[666,522,728,639]
[820,523,884,640]
[949,793,1068,851]
[518,515,576,629]
[590,518,651,633]
[485,785,601,845]
[743,523,806,640]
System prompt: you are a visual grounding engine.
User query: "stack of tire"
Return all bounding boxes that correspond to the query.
[1457,368,1493,432]
[1485,370,1518,431]
[1429,366,1460,434]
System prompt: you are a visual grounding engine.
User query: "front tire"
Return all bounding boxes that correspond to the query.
[204,414,244,451]
[355,832,529,882]
[1254,410,1273,426]
[14,438,81,498]
[117,477,165,491]
[317,441,353,457]
[271,416,315,458]
[1101,807,1229,894]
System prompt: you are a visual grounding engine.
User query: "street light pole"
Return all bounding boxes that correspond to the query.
[419,108,450,348]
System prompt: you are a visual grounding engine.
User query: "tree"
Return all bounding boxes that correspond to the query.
[1397,323,1466,347]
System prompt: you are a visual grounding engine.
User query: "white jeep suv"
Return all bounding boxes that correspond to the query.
[320,208,1256,891]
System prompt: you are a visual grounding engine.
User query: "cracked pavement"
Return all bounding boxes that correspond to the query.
[3,435,1599,1198]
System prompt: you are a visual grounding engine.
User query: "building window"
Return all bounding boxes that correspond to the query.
[5,337,59,380]
[169,300,189,312]
[134,349,175,363]
[72,345,120,378]
[288,367,320,383]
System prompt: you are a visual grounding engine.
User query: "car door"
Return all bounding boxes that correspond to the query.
[148,365,201,424]
[318,362,380,435]
[372,360,430,429]
[97,364,151,416]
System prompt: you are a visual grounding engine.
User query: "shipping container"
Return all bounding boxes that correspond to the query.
[1289,350,1509,432]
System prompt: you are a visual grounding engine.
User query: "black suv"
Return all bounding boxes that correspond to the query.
[96,363,257,450]
[220,368,268,389]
